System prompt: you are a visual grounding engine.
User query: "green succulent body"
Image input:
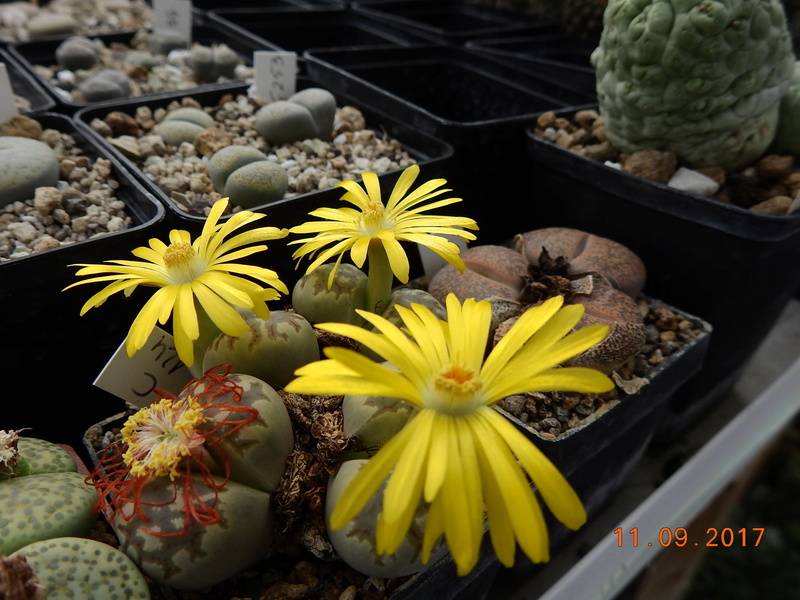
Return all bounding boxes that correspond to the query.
[773,60,800,155]
[11,537,150,600]
[592,0,795,169]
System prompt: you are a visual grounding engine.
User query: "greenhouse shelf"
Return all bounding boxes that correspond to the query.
[490,299,800,600]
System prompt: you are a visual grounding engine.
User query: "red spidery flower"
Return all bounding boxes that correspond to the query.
[88,364,259,537]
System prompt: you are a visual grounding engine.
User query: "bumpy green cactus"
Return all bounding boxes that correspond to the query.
[291,263,369,325]
[202,310,320,388]
[773,60,800,155]
[592,0,795,169]
[10,537,150,600]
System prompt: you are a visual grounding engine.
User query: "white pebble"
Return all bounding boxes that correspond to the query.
[667,167,720,196]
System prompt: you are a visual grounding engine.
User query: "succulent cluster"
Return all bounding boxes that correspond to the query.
[593,0,795,169]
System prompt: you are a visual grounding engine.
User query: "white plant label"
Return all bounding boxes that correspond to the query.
[94,326,193,408]
[0,63,19,125]
[152,0,193,44]
[254,51,297,101]
[418,231,470,281]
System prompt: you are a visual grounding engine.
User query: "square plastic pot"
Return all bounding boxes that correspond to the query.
[206,4,430,72]
[0,112,166,452]
[71,78,455,279]
[351,0,560,45]
[81,294,709,600]
[304,44,595,245]
[525,106,800,441]
[465,33,597,99]
[1,48,57,113]
[7,24,263,114]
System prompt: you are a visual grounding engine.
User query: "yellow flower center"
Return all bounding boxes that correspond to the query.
[162,242,203,284]
[431,364,483,415]
[122,397,208,480]
[360,201,389,235]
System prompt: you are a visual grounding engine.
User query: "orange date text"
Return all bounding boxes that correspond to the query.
[613,527,764,548]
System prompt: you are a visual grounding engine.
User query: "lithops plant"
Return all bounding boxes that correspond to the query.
[188,43,239,83]
[77,68,132,103]
[0,136,59,208]
[205,144,289,207]
[254,87,337,145]
[0,431,97,556]
[325,459,448,578]
[8,537,150,600]
[592,0,795,169]
[89,366,294,589]
[291,262,369,325]
[54,35,101,70]
[428,227,648,373]
[148,29,190,56]
[154,106,215,146]
[202,309,320,388]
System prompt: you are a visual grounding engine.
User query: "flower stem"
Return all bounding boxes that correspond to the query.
[188,300,222,376]
[366,243,394,316]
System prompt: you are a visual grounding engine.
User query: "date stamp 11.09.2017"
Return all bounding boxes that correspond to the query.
[614,527,765,548]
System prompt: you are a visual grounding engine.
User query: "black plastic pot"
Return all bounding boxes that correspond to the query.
[71,79,454,280]
[304,44,595,246]
[351,0,560,45]
[465,33,597,99]
[525,107,800,441]
[7,24,262,114]
[0,112,166,453]
[0,47,56,113]
[206,4,429,72]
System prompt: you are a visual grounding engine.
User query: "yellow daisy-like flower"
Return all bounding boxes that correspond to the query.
[285,293,615,575]
[289,165,478,310]
[64,198,289,366]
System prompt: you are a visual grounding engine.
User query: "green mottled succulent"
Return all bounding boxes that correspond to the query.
[10,537,150,600]
[113,474,273,589]
[325,459,447,578]
[90,367,294,589]
[202,309,320,388]
[292,262,369,325]
[0,432,97,556]
[592,0,795,169]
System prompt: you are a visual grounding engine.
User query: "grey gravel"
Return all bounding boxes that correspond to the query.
[0,124,133,261]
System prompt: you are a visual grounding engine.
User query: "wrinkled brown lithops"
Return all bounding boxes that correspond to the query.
[565,273,646,372]
[427,244,529,304]
[515,227,647,298]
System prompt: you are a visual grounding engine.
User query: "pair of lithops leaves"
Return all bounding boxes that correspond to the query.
[428,226,648,374]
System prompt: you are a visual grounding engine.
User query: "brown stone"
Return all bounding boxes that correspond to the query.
[193,127,233,157]
[750,195,792,215]
[696,166,726,187]
[755,154,794,180]
[782,172,800,199]
[103,111,139,136]
[621,148,678,184]
[0,115,43,139]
